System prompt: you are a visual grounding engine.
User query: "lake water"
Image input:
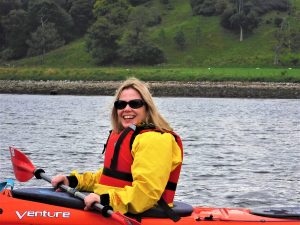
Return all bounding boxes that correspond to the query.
[0,94,299,209]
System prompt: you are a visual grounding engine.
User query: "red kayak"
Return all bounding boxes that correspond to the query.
[1,187,299,225]
[3,147,299,225]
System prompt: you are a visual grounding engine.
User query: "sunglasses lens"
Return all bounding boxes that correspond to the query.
[128,99,144,109]
[114,99,145,109]
[114,100,127,109]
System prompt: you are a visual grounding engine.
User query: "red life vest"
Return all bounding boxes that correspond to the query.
[99,124,183,204]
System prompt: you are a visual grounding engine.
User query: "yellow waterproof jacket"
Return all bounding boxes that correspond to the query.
[70,131,182,214]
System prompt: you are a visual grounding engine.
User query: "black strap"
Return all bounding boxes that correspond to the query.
[166,181,177,191]
[103,167,133,182]
[158,198,181,222]
[110,125,136,170]
[102,130,112,154]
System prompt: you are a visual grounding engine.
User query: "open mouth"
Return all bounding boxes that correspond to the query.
[123,115,135,120]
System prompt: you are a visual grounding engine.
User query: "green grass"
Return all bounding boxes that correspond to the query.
[11,39,94,68]
[0,67,299,82]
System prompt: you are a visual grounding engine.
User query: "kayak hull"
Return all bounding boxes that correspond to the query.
[1,189,299,225]
[1,193,122,225]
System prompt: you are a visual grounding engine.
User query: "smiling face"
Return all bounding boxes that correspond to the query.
[117,88,147,129]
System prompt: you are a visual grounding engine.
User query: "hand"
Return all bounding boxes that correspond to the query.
[84,193,100,211]
[51,175,69,191]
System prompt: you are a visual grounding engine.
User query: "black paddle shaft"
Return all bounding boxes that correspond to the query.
[34,168,114,217]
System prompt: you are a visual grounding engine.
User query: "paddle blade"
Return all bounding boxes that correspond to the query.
[9,146,35,182]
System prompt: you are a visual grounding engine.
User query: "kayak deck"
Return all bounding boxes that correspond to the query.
[11,187,194,218]
[1,188,299,225]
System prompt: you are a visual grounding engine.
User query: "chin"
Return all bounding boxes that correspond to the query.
[123,121,137,128]
[122,123,132,128]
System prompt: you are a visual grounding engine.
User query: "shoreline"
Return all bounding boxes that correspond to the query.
[0,80,300,98]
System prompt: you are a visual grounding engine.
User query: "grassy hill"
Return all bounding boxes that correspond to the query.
[12,0,300,68]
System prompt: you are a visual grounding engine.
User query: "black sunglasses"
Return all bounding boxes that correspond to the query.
[114,99,145,110]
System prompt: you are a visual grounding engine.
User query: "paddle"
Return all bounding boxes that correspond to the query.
[9,146,141,225]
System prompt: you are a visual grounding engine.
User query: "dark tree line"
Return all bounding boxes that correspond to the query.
[0,0,95,60]
[0,0,166,65]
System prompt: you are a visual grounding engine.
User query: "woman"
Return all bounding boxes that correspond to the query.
[51,78,183,217]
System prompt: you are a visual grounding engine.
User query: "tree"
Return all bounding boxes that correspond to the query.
[118,31,164,65]
[215,0,227,15]
[27,0,74,42]
[68,0,95,35]
[128,6,149,39]
[26,22,65,62]
[235,0,244,41]
[251,0,290,15]
[174,30,186,50]
[274,17,284,28]
[93,0,130,26]
[290,31,300,52]
[128,0,151,6]
[220,0,259,41]
[86,17,121,64]
[1,9,30,59]
[0,21,4,51]
[273,18,289,65]
[190,0,220,16]
[86,0,130,64]
[117,5,164,65]
[52,0,72,10]
[0,0,22,16]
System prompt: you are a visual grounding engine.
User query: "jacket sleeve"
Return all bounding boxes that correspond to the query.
[105,131,182,214]
[70,169,103,192]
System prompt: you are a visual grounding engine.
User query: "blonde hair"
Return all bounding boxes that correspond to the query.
[111,78,172,133]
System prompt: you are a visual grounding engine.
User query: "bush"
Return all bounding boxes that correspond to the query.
[160,0,169,4]
[146,10,162,27]
[252,0,290,15]
[90,46,117,65]
[118,33,164,65]
[0,48,14,60]
[128,0,151,6]
[174,30,186,50]
[85,18,121,65]
[274,17,283,27]
[280,53,300,66]
[190,0,221,16]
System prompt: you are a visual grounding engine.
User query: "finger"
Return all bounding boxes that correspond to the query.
[84,199,92,209]
[84,202,93,211]
[51,176,62,187]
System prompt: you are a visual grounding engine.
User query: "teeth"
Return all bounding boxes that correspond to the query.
[123,115,134,119]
